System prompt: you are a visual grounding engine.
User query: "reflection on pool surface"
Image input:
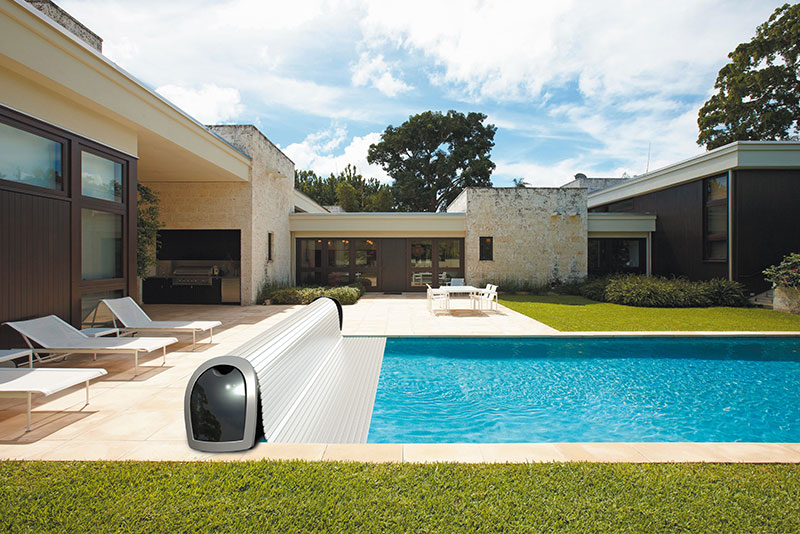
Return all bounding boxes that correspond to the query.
[367,337,800,443]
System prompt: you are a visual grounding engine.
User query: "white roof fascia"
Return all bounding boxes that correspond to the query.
[588,141,800,209]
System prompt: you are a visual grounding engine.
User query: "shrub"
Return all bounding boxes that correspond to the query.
[705,278,750,307]
[598,274,748,308]
[578,277,613,302]
[269,285,362,305]
[763,252,800,287]
[256,280,292,304]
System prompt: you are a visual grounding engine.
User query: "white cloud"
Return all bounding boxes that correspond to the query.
[359,0,776,104]
[351,53,413,97]
[155,84,244,124]
[283,128,391,182]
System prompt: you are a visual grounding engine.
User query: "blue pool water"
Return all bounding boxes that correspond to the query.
[367,337,800,443]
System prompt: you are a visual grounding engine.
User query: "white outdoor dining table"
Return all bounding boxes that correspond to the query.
[439,285,480,309]
[440,285,480,295]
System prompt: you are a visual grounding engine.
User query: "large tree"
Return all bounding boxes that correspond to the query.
[697,3,800,150]
[294,164,394,212]
[367,110,496,212]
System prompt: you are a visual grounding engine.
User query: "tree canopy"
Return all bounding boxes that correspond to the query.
[367,110,496,212]
[697,3,800,150]
[294,165,394,212]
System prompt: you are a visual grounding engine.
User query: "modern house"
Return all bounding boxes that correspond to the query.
[2,0,800,350]
[588,142,800,295]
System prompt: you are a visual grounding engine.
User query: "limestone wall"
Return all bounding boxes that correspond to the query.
[209,125,295,302]
[456,188,587,286]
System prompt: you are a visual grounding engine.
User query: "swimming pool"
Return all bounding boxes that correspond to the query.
[367,337,800,443]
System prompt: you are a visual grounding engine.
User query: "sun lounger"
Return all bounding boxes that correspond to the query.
[0,367,107,431]
[99,297,221,350]
[5,315,178,376]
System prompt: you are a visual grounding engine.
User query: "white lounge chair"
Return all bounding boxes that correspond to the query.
[99,297,221,350]
[450,278,465,286]
[426,284,449,313]
[0,363,107,431]
[470,284,499,310]
[5,315,178,376]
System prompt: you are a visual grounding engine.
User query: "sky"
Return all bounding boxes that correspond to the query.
[60,0,785,187]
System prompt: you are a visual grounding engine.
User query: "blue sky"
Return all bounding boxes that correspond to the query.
[62,0,785,186]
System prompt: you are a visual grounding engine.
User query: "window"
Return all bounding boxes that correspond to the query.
[268,232,274,262]
[703,175,728,261]
[82,151,123,202]
[0,122,63,191]
[479,236,493,261]
[81,209,123,280]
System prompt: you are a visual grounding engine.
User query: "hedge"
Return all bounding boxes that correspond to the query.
[575,274,749,308]
[269,283,364,305]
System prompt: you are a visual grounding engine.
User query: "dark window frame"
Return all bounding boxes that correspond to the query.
[0,104,137,328]
[0,112,69,199]
[703,174,728,262]
[407,238,464,289]
[295,238,382,289]
[479,236,493,261]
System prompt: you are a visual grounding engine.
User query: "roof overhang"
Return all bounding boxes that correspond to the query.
[0,0,251,182]
[293,190,329,213]
[290,212,467,237]
[588,141,800,208]
[588,212,656,235]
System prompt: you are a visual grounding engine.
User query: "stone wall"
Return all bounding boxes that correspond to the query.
[26,0,103,52]
[209,125,295,303]
[450,188,587,286]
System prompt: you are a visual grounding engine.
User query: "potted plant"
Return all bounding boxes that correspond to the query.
[763,252,800,314]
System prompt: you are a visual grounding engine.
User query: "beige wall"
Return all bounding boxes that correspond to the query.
[452,188,588,285]
[0,62,138,155]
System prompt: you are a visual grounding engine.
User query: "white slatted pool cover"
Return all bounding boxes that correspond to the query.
[229,301,385,443]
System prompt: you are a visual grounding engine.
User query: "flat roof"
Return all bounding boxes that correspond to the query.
[588,141,800,208]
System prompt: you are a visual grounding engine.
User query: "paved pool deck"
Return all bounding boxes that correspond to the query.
[1,294,799,463]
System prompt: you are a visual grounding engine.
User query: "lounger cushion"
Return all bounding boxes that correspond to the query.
[0,368,107,395]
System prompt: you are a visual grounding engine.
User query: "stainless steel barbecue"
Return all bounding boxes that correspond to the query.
[172,266,213,286]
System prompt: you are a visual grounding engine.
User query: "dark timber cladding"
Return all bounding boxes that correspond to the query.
[733,169,800,294]
[590,168,800,295]
[0,105,137,349]
[590,178,727,282]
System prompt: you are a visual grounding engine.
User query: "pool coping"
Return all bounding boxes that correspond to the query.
[349,331,800,338]
[3,441,799,463]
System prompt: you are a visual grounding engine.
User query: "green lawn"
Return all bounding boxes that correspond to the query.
[1,461,799,533]
[500,294,800,331]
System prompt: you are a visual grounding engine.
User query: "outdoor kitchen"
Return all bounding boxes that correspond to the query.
[142,230,241,304]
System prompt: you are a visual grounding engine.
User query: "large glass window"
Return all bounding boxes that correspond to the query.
[588,238,646,276]
[82,209,123,280]
[355,239,377,268]
[82,151,123,202]
[299,239,322,269]
[704,175,728,261]
[438,239,461,268]
[327,239,350,267]
[410,240,433,268]
[0,122,63,190]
